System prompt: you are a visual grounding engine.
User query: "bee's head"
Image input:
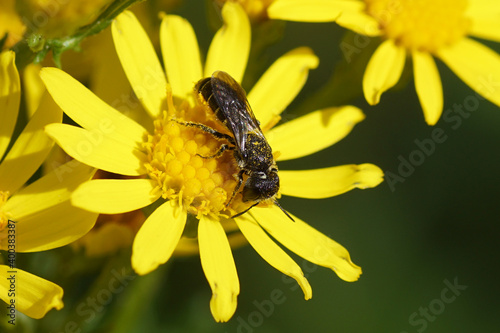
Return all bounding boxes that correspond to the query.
[242,167,279,202]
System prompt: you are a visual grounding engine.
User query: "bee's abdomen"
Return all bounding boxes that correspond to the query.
[196,77,228,126]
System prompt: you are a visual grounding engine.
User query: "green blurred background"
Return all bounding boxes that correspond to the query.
[8,0,500,332]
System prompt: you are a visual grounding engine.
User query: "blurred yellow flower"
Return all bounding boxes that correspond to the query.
[42,3,383,322]
[0,0,26,50]
[269,0,500,125]
[0,51,98,318]
[215,0,275,21]
[16,0,114,38]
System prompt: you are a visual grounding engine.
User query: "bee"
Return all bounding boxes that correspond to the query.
[178,71,293,221]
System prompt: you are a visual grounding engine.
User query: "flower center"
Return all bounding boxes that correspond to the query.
[364,0,471,53]
[143,92,248,220]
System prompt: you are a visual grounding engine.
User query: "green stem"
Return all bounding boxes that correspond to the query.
[13,0,144,70]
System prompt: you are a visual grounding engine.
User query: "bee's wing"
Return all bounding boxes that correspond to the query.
[211,71,265,155]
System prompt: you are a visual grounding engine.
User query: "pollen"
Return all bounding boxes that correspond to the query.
[143,93,244,220]
[365,0,471,53]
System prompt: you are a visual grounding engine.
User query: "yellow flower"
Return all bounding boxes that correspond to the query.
[268,0,500,125]
[215,0,276,21]
[0,0,26,50]
[0,51,98,318]
[74,171,146,257]
[42,3,383,322]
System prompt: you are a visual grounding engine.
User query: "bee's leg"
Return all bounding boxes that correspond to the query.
[197,144,235,159]
[226,169,245,207]
[173,120,236,159]
[172,120,234,142]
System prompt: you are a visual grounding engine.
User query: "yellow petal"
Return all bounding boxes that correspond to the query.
[45,123,147,176]
[0,266,63,319]
[363,40,406,105]
[2,161,98,252]
[248,47,319,128]
[132,201,187,275]
[174,232,248,257]
[0,50,20,158]
[469,18,500,43]
[160,15,202,100]
[198,216,239,322]
[204,2,250,83]
[437,37,500,106]
[112,11,167,118]
[268,0,359,22]
[23,63,45,118]
[280,164,384,198]
[235,215,312,299]
[267,106,365,161]
[9,201,98,252]
[412,51,443,125]
[40,67,148,148]
[251,206,362,282]
[0,93,61,194]
[0,0,25,49]
[89,29,136,109]
[4,160,95,219]
[72,179,160,214]
[466,1,500,42]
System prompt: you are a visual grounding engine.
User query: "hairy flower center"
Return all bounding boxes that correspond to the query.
[143,93,246,220]
[365,0,471,53]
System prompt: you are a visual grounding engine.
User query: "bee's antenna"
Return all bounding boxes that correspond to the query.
[231,200,294,222]
[231,202,258,219]
[273,199,295,222]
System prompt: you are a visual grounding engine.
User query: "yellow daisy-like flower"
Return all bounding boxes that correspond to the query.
[0,51,98,318]
[0,0,26,50]
[42,3,383,322]
[268,0,500,125]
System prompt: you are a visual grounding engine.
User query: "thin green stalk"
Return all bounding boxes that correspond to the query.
[13,0,144,70]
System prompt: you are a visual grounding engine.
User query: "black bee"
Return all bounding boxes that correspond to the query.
[179,71,293,221]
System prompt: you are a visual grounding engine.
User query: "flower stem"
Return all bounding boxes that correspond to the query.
[13,0,144,70]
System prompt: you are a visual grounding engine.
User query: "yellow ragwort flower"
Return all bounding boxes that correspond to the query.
[42,3,383,322]
[74,171,146,257]
[16,0,114,38]
[0,51,98,318]
[268,0,500,125]
[215,0,275,21]
[0,0,26,50]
